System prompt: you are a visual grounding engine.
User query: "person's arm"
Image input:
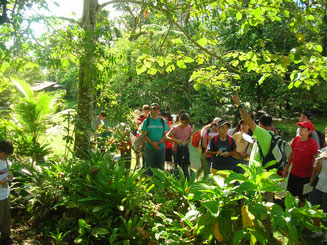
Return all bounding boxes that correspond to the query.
[0,176,8,185]
[165,128,173,141]
[221,148,238,158]
[232,91,256,132]
[310,160,322,185]
[234,150,247,160]
[206,137,221,156]
[186,127,193,144]
[142,130,160,150]
[206,149,222,156]
[165,128,184,144]
[158,130,169,145]
[202,130,211,149]
[157,121,170,147]
[283,149,294,177]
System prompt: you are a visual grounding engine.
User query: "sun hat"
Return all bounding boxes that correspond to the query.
[212,117,222,126]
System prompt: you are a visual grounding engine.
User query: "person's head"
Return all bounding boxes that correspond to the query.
[236,119,250,134]
[296,121,314,140]
[166,112,173,122]
[211,117,221,127]
[99,111,107,120]
[179,113,190,128]
[142,104,150,116]
[0,140,14,160]
[178,110,187,117]
[211,117,221,132]
[163,112,173,122]
[161,111,167,119]
[254,110,267,124]
[134,109,141,117]
[150,103,160,117]
[217,120,230,138]
[300,112,313,123]
[258,114,272,129]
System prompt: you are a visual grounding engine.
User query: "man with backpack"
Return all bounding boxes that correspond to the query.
[232,91,284,170]
[141,103,169,175]
[206,119,239,174]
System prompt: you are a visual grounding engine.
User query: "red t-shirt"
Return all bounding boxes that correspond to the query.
[165,121,173,149]
[290,136,318,177]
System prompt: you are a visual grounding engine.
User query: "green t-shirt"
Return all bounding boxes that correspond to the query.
[250,126,273,165]
[141,117,169,150]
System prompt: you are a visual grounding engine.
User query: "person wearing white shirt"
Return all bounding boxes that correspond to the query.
[0,140,14,245]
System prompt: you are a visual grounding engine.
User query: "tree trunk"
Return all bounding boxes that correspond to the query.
[74,0,98,158]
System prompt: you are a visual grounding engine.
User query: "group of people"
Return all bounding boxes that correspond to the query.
[132,92,327,222]
[133,103,193,178]
[0,90,327,243]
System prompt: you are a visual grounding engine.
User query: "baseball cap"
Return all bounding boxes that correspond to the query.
[218,119,230,128]
[212,117,222,126]
[150,103,160,108]
[296,121,314,133]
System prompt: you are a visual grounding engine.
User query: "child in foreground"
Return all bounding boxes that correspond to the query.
[0,140,14,245]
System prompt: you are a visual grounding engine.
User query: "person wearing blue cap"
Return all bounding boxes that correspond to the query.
[141,103,169,175]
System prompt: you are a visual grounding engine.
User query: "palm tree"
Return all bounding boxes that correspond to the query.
[10,78,58,162]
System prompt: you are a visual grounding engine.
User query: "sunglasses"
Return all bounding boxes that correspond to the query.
[152,108,160,111]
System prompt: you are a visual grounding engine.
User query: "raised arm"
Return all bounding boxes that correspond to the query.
[232,91,256,132]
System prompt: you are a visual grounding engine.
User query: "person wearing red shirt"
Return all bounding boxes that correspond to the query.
[284,121,319,206]
[161,112,174,171]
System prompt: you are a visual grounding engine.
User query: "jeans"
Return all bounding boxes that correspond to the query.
[0,198,11,239]
[175,144,190,180]
[145,148,166,175]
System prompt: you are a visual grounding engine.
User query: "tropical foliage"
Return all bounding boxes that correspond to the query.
[0,0,326,243]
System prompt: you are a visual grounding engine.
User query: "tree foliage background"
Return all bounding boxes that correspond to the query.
[0,0,326,145]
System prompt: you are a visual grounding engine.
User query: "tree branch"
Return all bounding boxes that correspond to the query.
[160,19,172,51]
[98,0,146,12]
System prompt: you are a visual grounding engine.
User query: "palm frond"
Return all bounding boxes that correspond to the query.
[11,77,34,100]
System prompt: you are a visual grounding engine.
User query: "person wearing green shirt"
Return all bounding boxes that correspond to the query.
[232,91,273,166]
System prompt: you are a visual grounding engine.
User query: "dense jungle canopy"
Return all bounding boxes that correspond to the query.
[0,0,326,154]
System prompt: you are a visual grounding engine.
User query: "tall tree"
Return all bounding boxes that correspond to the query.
[74,0,99,157]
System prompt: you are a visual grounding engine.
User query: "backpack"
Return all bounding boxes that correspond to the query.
[146,117,165,128]
[145,117,165,137]
[213,134,232,148]
[315,130,325,149]
[257,132,287,171]
[191,130,202,148]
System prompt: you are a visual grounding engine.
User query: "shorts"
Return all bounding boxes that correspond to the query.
[165,148,173,162]
[287,173,310,202]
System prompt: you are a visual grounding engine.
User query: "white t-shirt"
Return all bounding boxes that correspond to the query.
[0,159,10,200]
[314,147,327,193]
